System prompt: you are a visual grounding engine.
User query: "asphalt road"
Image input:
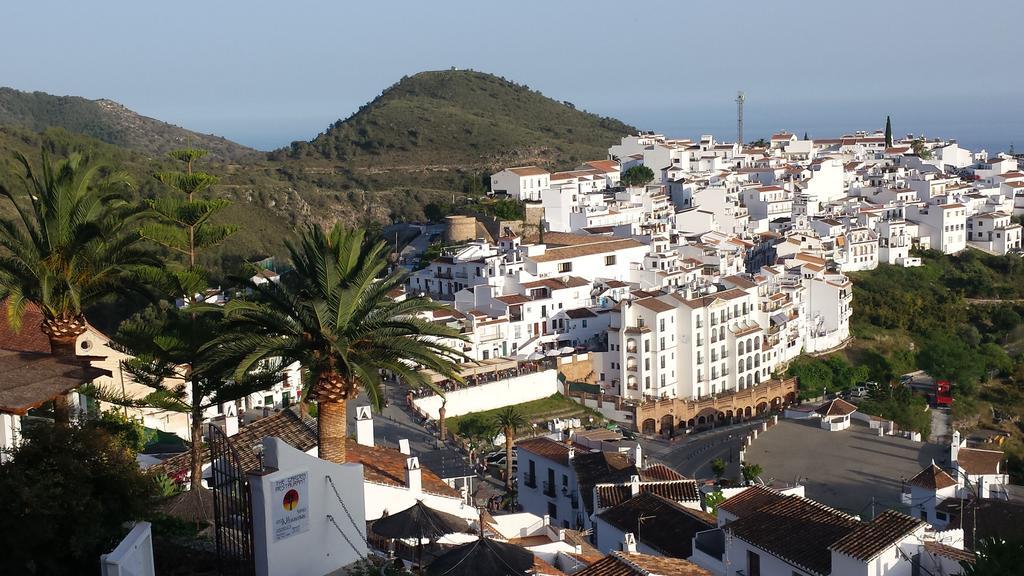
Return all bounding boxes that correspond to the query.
[640,420,766,481]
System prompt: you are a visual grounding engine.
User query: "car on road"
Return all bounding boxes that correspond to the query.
[849,386,869,399]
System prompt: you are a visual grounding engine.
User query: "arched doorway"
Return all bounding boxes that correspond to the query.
[744,406,752,418]
[756,401,768,415]
[660,414,675,435]
[642,418,656,434]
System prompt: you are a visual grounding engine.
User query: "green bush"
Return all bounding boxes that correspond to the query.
[0,424,155,574]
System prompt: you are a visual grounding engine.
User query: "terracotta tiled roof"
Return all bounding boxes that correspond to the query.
[0,349,110,415]
[595,479,700,509]
[507,166,549,177]
[495,294,531,305]
[816,398,858,417]
[565,308,598,319]
[725,495,859,575]
[521,276,590,290]
[515,437,586,466]
[639,463,685,482]
[830,510,925,562]
[583,160,620,173]
[346,439,459,498]
[574,551,711,576]
[596,492,714,558]
[0,300,50,353]
[633,297,675,313]
[155,409,317,478]
[956,447,1003,475]
[923,541,975,563]
[907,463,957,490]
[529,239,646,263]
[717,485,786,518]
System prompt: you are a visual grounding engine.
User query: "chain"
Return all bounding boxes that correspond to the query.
[327,475,367,541]
[326,514,367,561]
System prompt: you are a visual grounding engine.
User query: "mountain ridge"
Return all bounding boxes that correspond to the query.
[0,87,256,162]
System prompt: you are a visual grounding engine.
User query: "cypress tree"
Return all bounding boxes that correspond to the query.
[884,116,893,148]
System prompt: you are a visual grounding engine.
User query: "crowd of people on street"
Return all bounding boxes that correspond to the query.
[404,361,546,402]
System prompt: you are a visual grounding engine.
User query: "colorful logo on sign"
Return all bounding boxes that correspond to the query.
[283,488,300,511]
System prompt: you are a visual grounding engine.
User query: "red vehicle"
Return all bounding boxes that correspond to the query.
[933,380,953,407]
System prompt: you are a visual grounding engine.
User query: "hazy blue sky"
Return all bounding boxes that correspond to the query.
[3,1,1022,152]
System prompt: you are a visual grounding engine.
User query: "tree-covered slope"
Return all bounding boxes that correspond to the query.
[279,70,636,184]
[0,88,255,162]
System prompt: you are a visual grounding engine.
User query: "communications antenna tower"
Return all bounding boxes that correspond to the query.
[736,91,745,146]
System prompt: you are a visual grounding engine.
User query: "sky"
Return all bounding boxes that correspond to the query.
[3,1,1022,152]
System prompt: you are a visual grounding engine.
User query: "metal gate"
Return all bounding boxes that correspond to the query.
[208,423,256,576]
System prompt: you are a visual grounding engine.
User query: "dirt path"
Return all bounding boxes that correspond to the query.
[965,298,1024,305]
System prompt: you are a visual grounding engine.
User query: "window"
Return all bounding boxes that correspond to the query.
[660,337,665,351]
[558,262,572,273]
[548,502,558,519]
[605,255,616,266]
[582,319,588,328]
[644,339,650,352]
[562,474,568,487]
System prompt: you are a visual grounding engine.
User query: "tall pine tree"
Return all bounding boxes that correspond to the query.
[884,116,893,148]
[99,149,268,492]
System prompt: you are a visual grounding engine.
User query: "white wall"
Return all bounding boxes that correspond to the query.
[249,437,367,576]
[413,369,559,419]
[100,522,155,576]
[362,479,476,523]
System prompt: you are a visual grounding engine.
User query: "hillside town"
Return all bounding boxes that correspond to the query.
[2,123,1020,576]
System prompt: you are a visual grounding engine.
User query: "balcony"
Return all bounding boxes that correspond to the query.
[542,480,557,498]
[524,473,537,489]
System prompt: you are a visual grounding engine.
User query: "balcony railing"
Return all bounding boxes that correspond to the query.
[524,473,537,489]
[542,480,557,498]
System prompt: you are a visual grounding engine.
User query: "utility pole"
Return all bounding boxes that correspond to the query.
[736,91,745,146]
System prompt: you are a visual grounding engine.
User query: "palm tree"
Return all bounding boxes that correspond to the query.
[711,458,727,481]
[493,407,526,491]
[0,150,154,421]
[214,225,465,463]
[741,462,763,486]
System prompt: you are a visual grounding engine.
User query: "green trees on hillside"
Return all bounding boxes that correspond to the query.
[787,355,869,399]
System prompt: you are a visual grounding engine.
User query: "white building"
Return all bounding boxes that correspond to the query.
[490,166,550,201]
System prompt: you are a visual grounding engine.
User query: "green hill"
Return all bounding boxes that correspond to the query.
[0,70,640,249]
[276,70,636,191]
[0,88,256,162]
[0,125,298,274]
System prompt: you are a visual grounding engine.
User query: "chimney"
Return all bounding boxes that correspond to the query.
[951,430,961,467]
[405,457,422,493]
[629,474,641,497]
[399,439,411,455]
[355,406,374,447]
[631,442,643,467]
[622,532,637,554]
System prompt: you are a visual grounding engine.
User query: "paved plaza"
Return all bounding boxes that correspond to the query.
[745,419,945,517]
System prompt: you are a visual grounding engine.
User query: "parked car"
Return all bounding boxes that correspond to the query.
[849,386,869,398]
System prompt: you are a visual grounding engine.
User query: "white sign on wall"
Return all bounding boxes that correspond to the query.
[271,470,309,542]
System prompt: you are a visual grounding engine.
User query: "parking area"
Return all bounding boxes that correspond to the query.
[745,419,946,516]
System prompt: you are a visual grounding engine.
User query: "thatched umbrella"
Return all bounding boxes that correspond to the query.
[426,537,533,576]
[372,500,470,571]
[157,485,214,530]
